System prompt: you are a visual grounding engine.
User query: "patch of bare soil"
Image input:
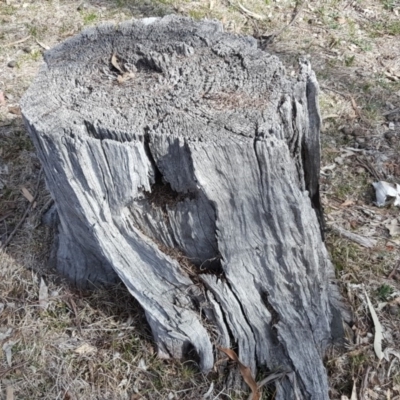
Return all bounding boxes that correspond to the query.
[1,0,400,399]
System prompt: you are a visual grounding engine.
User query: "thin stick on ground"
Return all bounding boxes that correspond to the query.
[0,168,43,250]
[260,0,304,45]
[355,156,384,181]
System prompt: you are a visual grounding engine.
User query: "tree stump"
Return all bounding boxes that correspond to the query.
[21,16,345,399]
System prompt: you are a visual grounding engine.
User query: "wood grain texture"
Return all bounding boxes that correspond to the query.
[21,16,345,399]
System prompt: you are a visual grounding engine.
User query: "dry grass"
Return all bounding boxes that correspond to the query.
[1,0,400,399]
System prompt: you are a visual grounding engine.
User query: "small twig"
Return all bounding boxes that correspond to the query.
[237,2,265,21]
[355,156,383,181]
[227,0,265,21]
[388,260,400,279]
[360,365,371,398]
[68,297,82,334]
[261,0,304,45]
[321,85,354,99]
[0,212,13,223]
[0,362,27,379]
[0,168,43,250]
[330,224,377,249]
[4,36,31,47]
[33,197,54,229]
[257,371,288,388]
[35,38,50,50]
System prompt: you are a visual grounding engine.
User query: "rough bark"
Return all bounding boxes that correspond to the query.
[21,16,344,399]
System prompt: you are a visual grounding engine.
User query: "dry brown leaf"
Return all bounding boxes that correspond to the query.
[389,297,400,305]
[8,106,21,115]
[74,343,97,355]
[35,39,49,50]
[117,72,135,84]
[384,347,400,362]
[350,381,357,400]
[6,386,14,400]
[364,287,384,360]
[0,91,6,107]
[39,278,49,310]
[2,340,17,367]
[256,371,287,390]
[350,96,361,118]
[341,199,355,207]
[111,52,123,74]
[385,71,399,82]
[237,3,265,20]
[219,347,260,400]
[366,389,380,399]
[385,219,400,237]
[63,391,72,400]
[21,187,34,203]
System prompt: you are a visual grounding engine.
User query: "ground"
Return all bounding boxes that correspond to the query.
[0,0,400,399]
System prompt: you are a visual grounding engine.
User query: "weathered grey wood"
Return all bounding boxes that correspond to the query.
[21,16,345,399]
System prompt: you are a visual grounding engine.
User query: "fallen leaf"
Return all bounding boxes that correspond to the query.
[350,220,358,229]
[138,358,147,370]
[219,347,260,400]
[63,391,72,400]
[350,96,361,118]
[350,381,357,400]
[384,347,400,362]
[39,278,49,310]
[6,386,13,400]
[389,297,400,305]
[21,187,34,203]
[0,91,6,107]
[256,371,287,390]
[341,199,355,207]
[385,219,400,237]
[8,106,21,115]
[117,71,135,84]
[321,163,336,172]
[111,52,123,74]
[366,388,380,399]
[203,382,214,399]
[364,287,384,360]
[2,340,18,367]
[238,2,265,20]
[0,328,13,341]
[35,38,49,50]
[74,343,97,355]
[334,156,344,165]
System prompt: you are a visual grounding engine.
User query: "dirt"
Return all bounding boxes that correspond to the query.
[1,0,400,399]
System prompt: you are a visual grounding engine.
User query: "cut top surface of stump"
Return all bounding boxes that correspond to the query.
[24,16,296,144]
